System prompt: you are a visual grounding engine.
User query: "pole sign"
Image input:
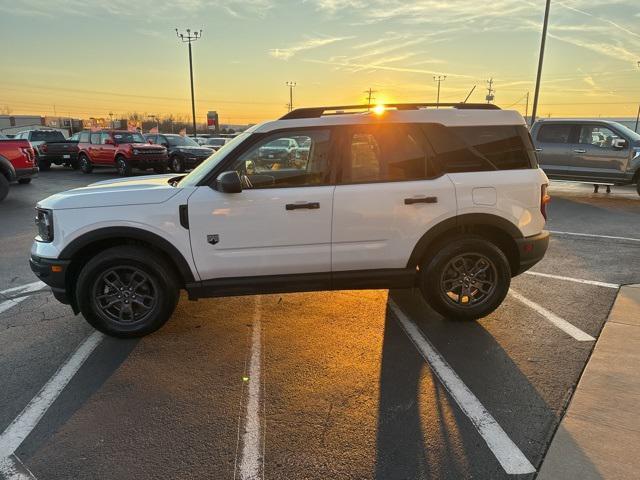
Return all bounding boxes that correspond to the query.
[207,111,219,132]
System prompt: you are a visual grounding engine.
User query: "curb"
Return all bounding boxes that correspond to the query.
[537,284,640,479]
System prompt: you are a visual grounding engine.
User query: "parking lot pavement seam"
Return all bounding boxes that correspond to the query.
[389,299,537,475]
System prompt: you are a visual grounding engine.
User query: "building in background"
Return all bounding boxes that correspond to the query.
[0,115,44,135]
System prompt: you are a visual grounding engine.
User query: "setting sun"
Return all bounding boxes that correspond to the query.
[373,104,386,115]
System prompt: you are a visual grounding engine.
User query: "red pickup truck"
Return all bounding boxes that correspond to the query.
[76,130,168,176]
[0,138,37,201]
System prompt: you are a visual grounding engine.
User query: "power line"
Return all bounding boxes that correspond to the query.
[364,87,377,109]
[433,75,446,108]
[285,81,296,112]
[486,78,495,104]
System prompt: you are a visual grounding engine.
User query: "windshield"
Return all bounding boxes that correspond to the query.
[167,135,200,147]
[178,131,252,187]
[31,131,65,142]
[113,132,146,144]
[207,138,226,146]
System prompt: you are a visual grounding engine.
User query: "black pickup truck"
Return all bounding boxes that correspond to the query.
[38,132,81,169]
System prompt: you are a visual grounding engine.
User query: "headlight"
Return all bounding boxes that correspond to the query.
[35,208,54,242]
[133,149,140,155]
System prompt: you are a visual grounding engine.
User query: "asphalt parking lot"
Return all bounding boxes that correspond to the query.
[1,168,639,479]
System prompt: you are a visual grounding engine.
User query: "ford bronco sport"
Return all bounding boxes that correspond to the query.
[30,103,550,337]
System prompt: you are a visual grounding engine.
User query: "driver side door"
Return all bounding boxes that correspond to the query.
[187,128,336,281]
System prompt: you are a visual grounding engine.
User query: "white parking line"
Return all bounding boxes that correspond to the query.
[524,271,620,290]
[390,299,536,476]
[0,297,29,316]
[0,282,46,298]
[549,230,640,243]
[238,296,263,480]
[0,455,37,480]
[0,331,104,460]
[509,290,595,342]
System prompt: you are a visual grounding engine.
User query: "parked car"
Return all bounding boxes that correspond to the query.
[146,133,213,173]
[0,137,37,201]
[204,137,229,151]
[257,137,300,168]
[531,119,640,195]
[12,129,67,171]
[30,102,549,338]
[39,132,81,169]
[76,130,168,176]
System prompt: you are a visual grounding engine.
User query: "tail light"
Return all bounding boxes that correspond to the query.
[20,147,35,164]
[39,144,48,153]
[540,184,551,220]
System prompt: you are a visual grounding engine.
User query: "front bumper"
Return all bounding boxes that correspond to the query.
[514,230,550,275]
[29,254,71,304]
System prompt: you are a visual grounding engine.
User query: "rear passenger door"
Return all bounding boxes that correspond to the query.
[534,123,573,177]
[88,133,102,163]
[331,124,456,272]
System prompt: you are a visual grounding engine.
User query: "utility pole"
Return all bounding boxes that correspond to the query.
[433,75,446,108]
[531,0,551,126]
[176,28,202,137]
[486,78,495,104]
[635,61,640,132]
[285,81,296,112]
[364,87,377,109]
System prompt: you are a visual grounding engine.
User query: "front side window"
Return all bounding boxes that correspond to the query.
[228,129,331,189]
[90,133,101,144]
[578,125,624,150]
[342,124,433,184]
[537,124,572,144]
[100,133,112,145]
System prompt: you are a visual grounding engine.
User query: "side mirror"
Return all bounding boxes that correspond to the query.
[612,138,627,150]
[216,171,242,193]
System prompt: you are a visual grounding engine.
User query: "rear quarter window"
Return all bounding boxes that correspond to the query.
[536,124,572,144]
[423,124,535,173]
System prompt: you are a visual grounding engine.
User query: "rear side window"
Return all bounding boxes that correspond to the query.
[78,132,90,143]
[537,124,571,144]
[341,124,436,184]
[423,124,535,173]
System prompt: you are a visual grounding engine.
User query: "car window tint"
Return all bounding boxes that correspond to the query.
[79,132,90,143]
[90,133,101,144]
[100,133,111,145]
[229,129,331,188]
[31,131,65,142]
[578,126,623,150]
[451,126,533,170]
[342,125,432,184]
[537,124,571,144]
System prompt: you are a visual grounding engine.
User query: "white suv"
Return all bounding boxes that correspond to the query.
[30,103,550,337]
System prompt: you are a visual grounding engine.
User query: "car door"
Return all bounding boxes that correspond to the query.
[570,124,630,182]
[188,128,335,280]
[533,123,573,178]
[331,123,456,272]
[88,132,102,163]
[99,132,116,164]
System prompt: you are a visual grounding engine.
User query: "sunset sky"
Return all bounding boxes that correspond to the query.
[1,0,640,124]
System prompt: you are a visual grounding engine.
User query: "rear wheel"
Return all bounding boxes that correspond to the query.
[70,159,80,170]
[116,156,132,176]
[75,246,180,338]
[153,164,167,174]
[419,235,511,320]
[18,178,32,184]
[79,154,93,173]
[0,175,8,202]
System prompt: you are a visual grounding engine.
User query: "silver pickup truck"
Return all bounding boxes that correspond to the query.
[531,119,640,195]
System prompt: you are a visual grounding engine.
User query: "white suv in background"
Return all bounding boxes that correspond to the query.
[30,103,550,337]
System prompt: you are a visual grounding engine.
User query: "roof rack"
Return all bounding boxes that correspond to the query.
[280,102,500,120]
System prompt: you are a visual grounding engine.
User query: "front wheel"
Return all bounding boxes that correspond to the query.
[116,156,132,176]
[18,178,32,184]
[419,235,511,320]
[170,156,184,173]
[75,246,180,338]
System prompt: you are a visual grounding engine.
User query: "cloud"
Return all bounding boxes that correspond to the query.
[268,36,354,60]
[549,33,639,63]
[305,57,470,78]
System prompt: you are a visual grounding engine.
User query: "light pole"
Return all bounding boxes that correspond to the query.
[530,0,551,126]
[149,114,159,132]
[286,81,296,112]
[176,28,202,137]
[433,75,446,108]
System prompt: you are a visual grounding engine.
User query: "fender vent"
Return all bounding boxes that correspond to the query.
[179,205,189,229]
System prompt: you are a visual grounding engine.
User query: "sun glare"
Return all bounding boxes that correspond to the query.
[373,104,385,115]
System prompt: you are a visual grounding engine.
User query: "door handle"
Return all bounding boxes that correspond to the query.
[404,196,438,205]
[573,149,586,153]
[285,202,320,210]
[535,148,543,152]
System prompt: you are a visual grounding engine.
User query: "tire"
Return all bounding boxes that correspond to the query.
[154,164,168,174]
[70,159,80,170]
[115,156,132,176]
[79,154,93,173]
[0,174,8,202]
[37,156,51,171]
[75,245,180,338]
[18,178,32,184]
[419,235,511,321]
[170,156,184,173]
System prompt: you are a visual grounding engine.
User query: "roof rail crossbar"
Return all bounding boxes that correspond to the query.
[280,102,500,120]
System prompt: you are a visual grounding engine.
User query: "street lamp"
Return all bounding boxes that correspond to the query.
[286,81,296,112]
[530,0,551,126]
[176,28,202,137]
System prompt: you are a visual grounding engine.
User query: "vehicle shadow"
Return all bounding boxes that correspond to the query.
[15,335,139,459]
[374,289,601,479]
